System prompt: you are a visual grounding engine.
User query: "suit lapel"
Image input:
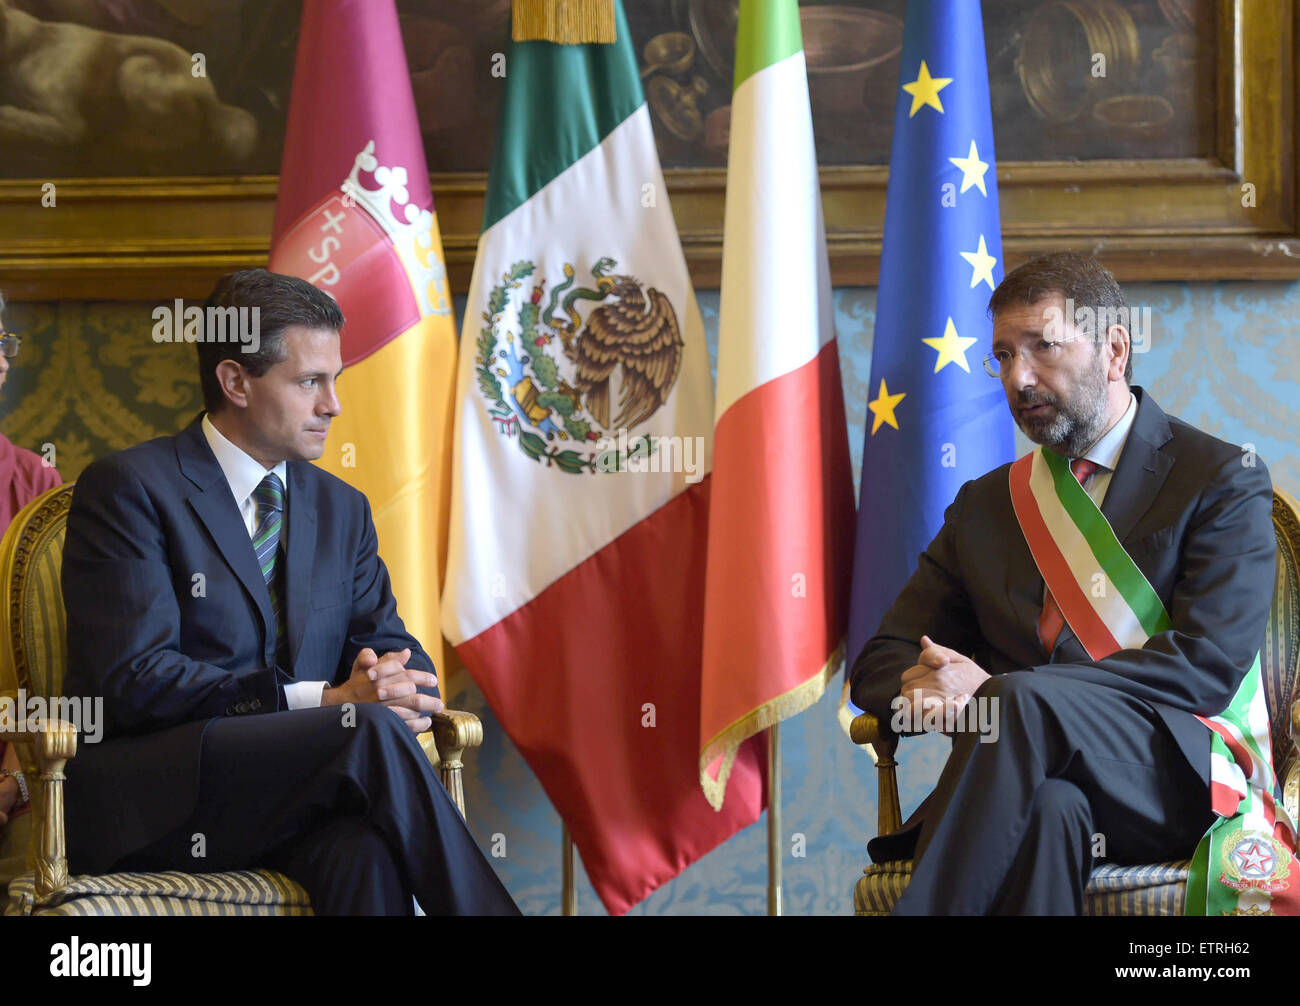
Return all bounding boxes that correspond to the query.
[284,463,318,673]
[1098,386,1175,546]
[1051,386,1174,656]
[177,420,275,649]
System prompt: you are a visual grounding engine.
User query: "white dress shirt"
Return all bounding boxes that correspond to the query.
[1039,391,1138,609]
[1073,390,1138,508]
[201,415,328,709]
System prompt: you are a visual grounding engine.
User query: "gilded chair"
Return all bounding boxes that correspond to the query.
[0,482,483,916]
[852,487,1300,916]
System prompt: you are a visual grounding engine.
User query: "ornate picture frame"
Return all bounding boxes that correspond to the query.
[0,0,1293,299]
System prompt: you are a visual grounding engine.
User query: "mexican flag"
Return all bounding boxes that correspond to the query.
[441,0,764,915]
[699,0,855,810]
[269,0,457,671]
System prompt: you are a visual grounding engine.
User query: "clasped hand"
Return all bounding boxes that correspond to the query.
[322,647,443,733]
[897,634,990,735]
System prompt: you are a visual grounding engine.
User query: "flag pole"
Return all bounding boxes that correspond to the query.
[561,823,577,915]
[767,722,782,916]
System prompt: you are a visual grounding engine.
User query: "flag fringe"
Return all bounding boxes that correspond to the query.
[513,0,616,44]
[699,641,844,811]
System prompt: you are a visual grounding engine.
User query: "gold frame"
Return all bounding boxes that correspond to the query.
[0,0,1294,300]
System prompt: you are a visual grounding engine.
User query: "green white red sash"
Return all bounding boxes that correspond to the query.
[1009,447,1299,915]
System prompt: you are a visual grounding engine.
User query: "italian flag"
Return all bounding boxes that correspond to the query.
[269,0,457,671]
[699,0,856,809]
[441,0,763,914]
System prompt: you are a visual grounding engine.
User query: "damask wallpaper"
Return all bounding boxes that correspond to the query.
[0,301,205,480]
[1,278,1296,914]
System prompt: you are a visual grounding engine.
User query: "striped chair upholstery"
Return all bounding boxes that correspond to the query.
[1262,491,1300,803]
[855,860,1192,916]
[855,489,1300,916]
[6,869,312,916]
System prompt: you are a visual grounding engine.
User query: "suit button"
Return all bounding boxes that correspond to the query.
[250,699,262,710]
[235,701,250,714]
[225,705,237,716]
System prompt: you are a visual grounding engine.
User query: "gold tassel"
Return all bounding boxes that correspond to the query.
[512,0,616,44]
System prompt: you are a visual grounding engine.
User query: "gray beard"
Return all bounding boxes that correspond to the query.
[1015,369,1111,458]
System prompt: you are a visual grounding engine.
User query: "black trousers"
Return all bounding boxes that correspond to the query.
[118,703,519,916]
[878,671,1215,915]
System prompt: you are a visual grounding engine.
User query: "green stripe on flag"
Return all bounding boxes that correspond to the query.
[1042,450,1172,639]
[481,0,644,231]
[734,0,803,92]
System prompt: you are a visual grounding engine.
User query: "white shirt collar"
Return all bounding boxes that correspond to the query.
[1078,391,1137,472]
[201,413,288,510]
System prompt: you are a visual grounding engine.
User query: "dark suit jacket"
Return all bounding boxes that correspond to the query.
[61,416,435,873]
[850,386,1276,855]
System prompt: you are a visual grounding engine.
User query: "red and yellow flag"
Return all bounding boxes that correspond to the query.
[269,0,456,669]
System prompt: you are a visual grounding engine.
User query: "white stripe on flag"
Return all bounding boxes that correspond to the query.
[714,50,832,423]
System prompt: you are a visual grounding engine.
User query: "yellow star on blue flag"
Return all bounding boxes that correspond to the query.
[902,60,952,117]
[960,235,997,290]
[868,379,906,434]
[923,317,977,373]
[949,140,989,196]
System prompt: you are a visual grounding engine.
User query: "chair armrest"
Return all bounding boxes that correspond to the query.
[850,712,903,838]
[418,709,482,822]
[0,715,77,902]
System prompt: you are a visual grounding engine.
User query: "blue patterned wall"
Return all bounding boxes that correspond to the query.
[450,279,1300,915]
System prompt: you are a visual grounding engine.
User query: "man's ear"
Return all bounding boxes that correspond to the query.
[214,359,250,409]
[1105,324,1130,382]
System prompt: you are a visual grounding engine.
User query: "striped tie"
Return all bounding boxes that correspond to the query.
[1036,458,1098,655]
[252,472,289,668]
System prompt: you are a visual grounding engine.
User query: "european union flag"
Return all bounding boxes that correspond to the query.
[842,0,1016,727]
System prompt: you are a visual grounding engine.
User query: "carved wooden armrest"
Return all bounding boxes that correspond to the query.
[0,717,77,902]
[418,709,482,822]
[850,712,903,838]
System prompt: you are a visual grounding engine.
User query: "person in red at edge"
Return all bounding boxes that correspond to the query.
[0,291,61,530]
[0,289,62,825]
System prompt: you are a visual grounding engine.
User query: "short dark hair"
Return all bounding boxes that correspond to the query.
[197,268,345,412]
[987,252,1132,383]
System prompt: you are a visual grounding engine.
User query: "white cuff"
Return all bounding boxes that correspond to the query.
[284,680,329,710]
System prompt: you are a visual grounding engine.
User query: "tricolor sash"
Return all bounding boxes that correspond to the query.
[1009,447,1299,915]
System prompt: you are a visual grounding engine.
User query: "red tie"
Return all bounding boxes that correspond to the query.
[1036,458,1099,655]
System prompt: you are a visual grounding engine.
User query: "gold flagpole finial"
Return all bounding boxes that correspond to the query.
[512,0,616,44]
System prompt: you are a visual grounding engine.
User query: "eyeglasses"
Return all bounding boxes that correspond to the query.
[983,333,1088,378]
[0,333,19,359]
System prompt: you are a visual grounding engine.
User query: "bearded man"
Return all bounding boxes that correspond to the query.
[850,252,1284,914]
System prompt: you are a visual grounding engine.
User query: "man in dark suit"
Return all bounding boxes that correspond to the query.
[62,268,518,915]
[850,252,1276,914]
